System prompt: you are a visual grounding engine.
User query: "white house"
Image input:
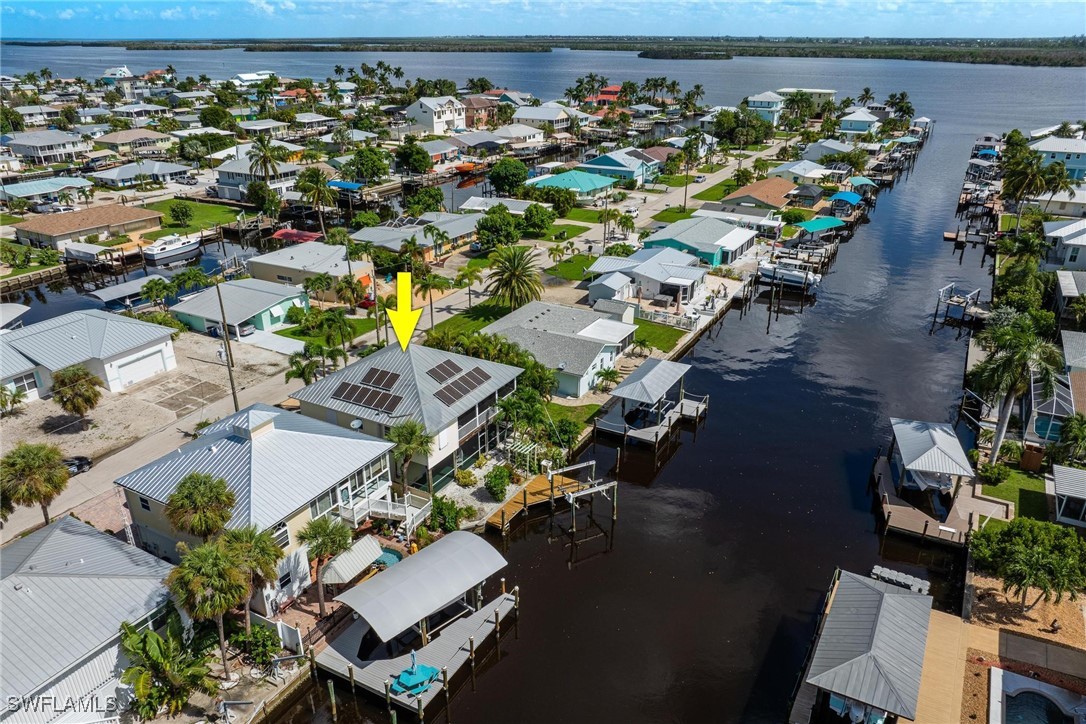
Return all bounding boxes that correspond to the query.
[512,105,571,131]
[745,91,784,126]
[769,159,831,186]
[587,247,708,305]
[1051,465,1086,528]
[1045,219,1086,269]
[0,309,177,400]
[13,104,62,127]
[91,160,192,188]
[293,112,336,133]
[112,103,171,121]
[409,96,466,135]
[493,123,545,145]
[802,138,855,163]
[776,87,837,106]
[238,119,290,139]
[1,130,91,164]
[215,157,301,200]
[1028,189,1086,219]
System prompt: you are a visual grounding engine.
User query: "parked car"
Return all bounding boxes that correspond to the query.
[469,242,483,252]
[178,176,199,186]
[695,175,707,183]
[208,322,256,338]
[63,456,93,475]
[360,294,377,310]
[205,186,218,198]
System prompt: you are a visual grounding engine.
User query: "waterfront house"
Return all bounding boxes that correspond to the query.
[11,204,163,250]
[319,128,377,149]
[512,105,571,132]
[462,95,499,128]
[1029,135,1086,180]
[409,96,466,135]
[246,242,373,294]
[769,160,831,186]
[888,417,973,493]
[1029,189,1085,218]
[744,91,785,126]
[642,216,757,267]
[1051,465,1086,528]
[482,301,637,398]
[1056,269,1086,319]
[457,197,548,216]
[790,183,824,208]
[350,212,481,259]
[446,130,508,154]
[293,112,336,133]
[0,177,92,204]
[629,103,661,118]
[792,569,932,723]
[1,516,174,724]
[169,277,309,337]
[828,190,864,218]
[587,247,707,305]
[95,128,175,156]
[13,104,61,127]
[230,70,277,86]
[692,204,785,240]
[418,139,459,164]
[775,87,836,106]
[1044,219,1086,269]
[801,138,854,163]
[208,139,303,163]
[214,157,302,200]
[73,122,112,139]
[292,345,522,491]
[112,102,171,121]
[839,108,881,137]
[168,89,216,106]
[116,403,396,610]
[0,309,176,403]
[723,177,797,210]
[697,105,739,131]
[493,123,545,145]
[238,119,290,139]
[1,129,91,164]
[170,125,235,141]
[577,147,660,187]
[90,160,193,188]
[526,169,616,202]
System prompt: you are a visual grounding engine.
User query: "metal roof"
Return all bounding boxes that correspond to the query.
[890,418,973,477]
[527,170,615,194]
[334,531,506,642]
[2,129,83,147]
[169,278,306,325]
[247,242,361,277]
[323,535,383,585]
[829,191,863,205]
[645,217,756,254]
[1052,464,1086,500]
[92,161,191,182]
[796,217,847,233]
[1063,330,1086,370]
[215,157,302,177]
[86,274,170,303]
[291,345,522,434]
[590,271,632,291]
[0,177,92,199]
[612,358,691,405]
[0,309,174,374]
[0,302,30,328]
[806,571,932,719]
[115,403,393,530]
[208,140,303,160]
[1,516,173,699]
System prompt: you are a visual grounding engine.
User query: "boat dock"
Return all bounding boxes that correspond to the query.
[485,472,592,532]
[871,455,967,546]
[594,395,707,448]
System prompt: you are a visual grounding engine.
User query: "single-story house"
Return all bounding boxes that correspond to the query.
[246,242,373,297]
[643,216,758,267]
[526,169,616,202]
[1,516,174,724]
[493,124,545,145]
[350,212,481,259]
[578,146,659,187]
[511,105,571,131]
[170,277,309,336]
[1,130,91,164]
[723,177,797,210]
[458,196,549,216]
[446,130,508,154]
[319,128,377,149]
[587,247,707,305]
[75,107,112,124]
[112,102,170,120]
[692,204,785,240]
[802,138,854,163]
[292,344,522,491]
[1044,219,1086,269]
[790,183,824,208]
[90,160,193,188]
[769,160,831,186]
[12,204,163,250]
[0,177,92,203]
[170,125,236,141]
[629,103,661,117]
[237,119,290,138]
[293,112,336,132]
[0,309,177,399]
[482,301,636,398]
[168,89,216,106]
[418,139,459,164]
[117,403,396,608]
[208,139,304,163]
[1056,269,1086,319]
[95,128,175,156]
[639,145,681,164]
[1028,189,1085,218]
[73,123,113,139]
[214,157,302,201]
[1051,464,1086,528]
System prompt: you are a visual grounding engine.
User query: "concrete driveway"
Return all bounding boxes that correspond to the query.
[238,329,303,355]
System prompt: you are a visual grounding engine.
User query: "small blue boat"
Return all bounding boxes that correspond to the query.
[390,651,439,697]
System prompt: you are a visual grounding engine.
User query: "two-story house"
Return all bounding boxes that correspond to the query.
[214,157,301,200]
[112,103,171,121]
[745,91,785,126]
[95,128,175,156]
[577,146,660,187]
[13,105,62,127]
[116,404,397,615]
[512,105,571,132]
[409,96,466,135]
[1,130,91,164]
[1030,135,1086,180]
[238,119,291,139]
[292,345,522,492]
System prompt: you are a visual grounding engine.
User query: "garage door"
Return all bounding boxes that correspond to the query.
[117,351,165,387]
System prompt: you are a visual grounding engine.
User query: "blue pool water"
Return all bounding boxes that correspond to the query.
[1005,691,1072,724]
[375,547,403,567]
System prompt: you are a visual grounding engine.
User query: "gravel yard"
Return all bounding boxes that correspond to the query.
[970,572,1086,651]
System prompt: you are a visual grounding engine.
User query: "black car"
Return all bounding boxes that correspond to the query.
[64,456,93,475]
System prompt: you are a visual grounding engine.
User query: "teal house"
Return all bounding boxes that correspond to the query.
[576,147,660,187]
[526,169,616,202]
[170,278,309,336]
[642,217,758,267]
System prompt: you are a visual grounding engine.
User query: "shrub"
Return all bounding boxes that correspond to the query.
[228,624,282,666]
[484,465,513,501]
[285,305,307,325]
[999,441,1023,464]
[978,462,1011,485]
[780,209,807,224]
[85,233,100,243]
[194,418,217,432]
[473,454,488,470]
[430,495,468,532]
[622,179,638,190]
[454,468,475,488]
[612,191,628,202]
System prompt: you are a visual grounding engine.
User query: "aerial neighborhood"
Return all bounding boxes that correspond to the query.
[1,22,1085,724]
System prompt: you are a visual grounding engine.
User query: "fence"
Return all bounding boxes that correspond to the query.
[250,610,304,655]
[300,604,353,649]
[633,305,697,330]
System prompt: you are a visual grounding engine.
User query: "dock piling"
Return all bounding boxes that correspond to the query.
[417,695,424,723]
[328,679,338,722]
[442,666,450,722]
[347,662,355,693]
[384,679,392,716]
[469,636,476,691]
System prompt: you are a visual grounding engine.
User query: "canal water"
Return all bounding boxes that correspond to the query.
[3,46,1084,722]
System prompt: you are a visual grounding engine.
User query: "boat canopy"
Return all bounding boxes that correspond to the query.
[795,217,846,233]
[895,135,921,144]
[849,176,877,188]
[329,180,364,191]
[87,274,169,303]
[322,535,382,585]
[334,531,506,642]
[829,191,863,206]
[611,358,691,405]
[890,418,973,478]
[976,148,998,157]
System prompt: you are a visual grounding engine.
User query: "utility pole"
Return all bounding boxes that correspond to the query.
[215,281,240,412]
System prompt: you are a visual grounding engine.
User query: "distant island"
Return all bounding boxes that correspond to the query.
[3,35,1084,66]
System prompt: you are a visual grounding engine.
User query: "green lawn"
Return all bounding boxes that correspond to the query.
[274,317,376,346]
[142,200,240,241]
[655,174,693,187]
[783,225,800,239]
[692,179,739,202]
[565,208,602,224]
[464,254,493,272]
[740,143,771,152]
[1000,215,1019,232]
[0,213,22,226]
[634,318,686,353]
[697,163,725,174]
[652,207,695,224]
[982,470,1049,522]
[525,223,590,242]
[784,208,817,221]
[0,240,61,279]
[546,402,601,434]
[546,253,598,281]
[431,301,512,337]
[774,131,796,139]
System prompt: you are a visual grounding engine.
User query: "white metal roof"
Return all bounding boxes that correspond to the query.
[323,535,383,585]
[611,358,691,405]
[890,418,973,477]
[578,318,637,345]
[334,531,506,641]
[169,278,305,325]
[1052,464,1086,499]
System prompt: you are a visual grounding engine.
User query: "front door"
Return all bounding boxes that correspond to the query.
[338,483,352,508]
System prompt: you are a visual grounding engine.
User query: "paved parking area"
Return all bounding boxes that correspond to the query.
[238,329,305,355]
[127,372,228,417]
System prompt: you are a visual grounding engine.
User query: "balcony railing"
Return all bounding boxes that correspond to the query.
[337,488,432,532]
[458,406,498,440]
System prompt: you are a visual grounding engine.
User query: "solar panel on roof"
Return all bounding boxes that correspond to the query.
[360,368,400,390]
[435,388,458,406]
[382,394,403,413]
[426,359,463,383]
[332,382,361,403]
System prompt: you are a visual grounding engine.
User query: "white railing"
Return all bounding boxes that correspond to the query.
[338,488,432,531]
[458,407,498,439]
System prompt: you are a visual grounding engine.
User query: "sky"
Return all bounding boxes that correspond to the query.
[0,0,1083,39]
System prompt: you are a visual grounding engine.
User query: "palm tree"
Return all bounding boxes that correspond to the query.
[858,87,875,106]
[246,134,285,182]
[455,266,484,309]
[140,277,176,311]
[50,364,102,431]
[1057,412,1086,464]
[303,271,334,299]
[595,367,621,391]
[296,516,352,618]
[0,386,28,417]
[377,293,397,343]
[752,157,772,179]
[0,442,68,525]
[321,307,354,353]
[1001,545,1053,611]
[120,609,217,719]
[387,419,433,492]
[167,540,248,676]
[414,272,451,329]
[173,266,210,291]
[422,224,452,256]
[164,472,237,541]
[548,245,565,266]
[972,317,1063,463]
[325,226,356,277]
[223,525,284,636]
[284,351,320,384]
[484,245,543,309]
[1002,152,1048,234]
[1042,161,1076,213]
[297,168,337,238]
[399,235,426,275]
[334,274,365,312]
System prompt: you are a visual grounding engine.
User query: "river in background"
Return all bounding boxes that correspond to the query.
[3,46,1085,722]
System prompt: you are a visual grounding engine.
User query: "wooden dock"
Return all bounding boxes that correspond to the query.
[316,592,517,713]
[594,394,708,447]
[871,457,967,546]
[485,473,592,532]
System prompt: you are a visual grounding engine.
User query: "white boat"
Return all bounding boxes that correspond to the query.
[758,259,821,289]
[141,234,201,264]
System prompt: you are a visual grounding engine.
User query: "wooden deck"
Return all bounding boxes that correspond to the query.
[486,474,591,532]
[316,592,517,711]
[872,458,967,546]
[595,396,708,447]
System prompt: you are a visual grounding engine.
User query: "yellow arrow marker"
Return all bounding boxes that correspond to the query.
[386,271,422,351]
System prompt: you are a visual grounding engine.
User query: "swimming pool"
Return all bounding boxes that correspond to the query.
[1005,692,1072,724]
[375,547,403,567]
[990,669,1085,724]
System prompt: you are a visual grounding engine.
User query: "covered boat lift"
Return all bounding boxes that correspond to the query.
[86,273,169,310]
[889,417,973,493]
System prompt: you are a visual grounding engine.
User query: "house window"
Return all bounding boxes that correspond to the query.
[309,489,337,519]
[278,570,292,589]
[139,496,151,511]
[8,372,37,393]
[276,274,293,282]
[272,522,289,548]
[1071,248,1080,264]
